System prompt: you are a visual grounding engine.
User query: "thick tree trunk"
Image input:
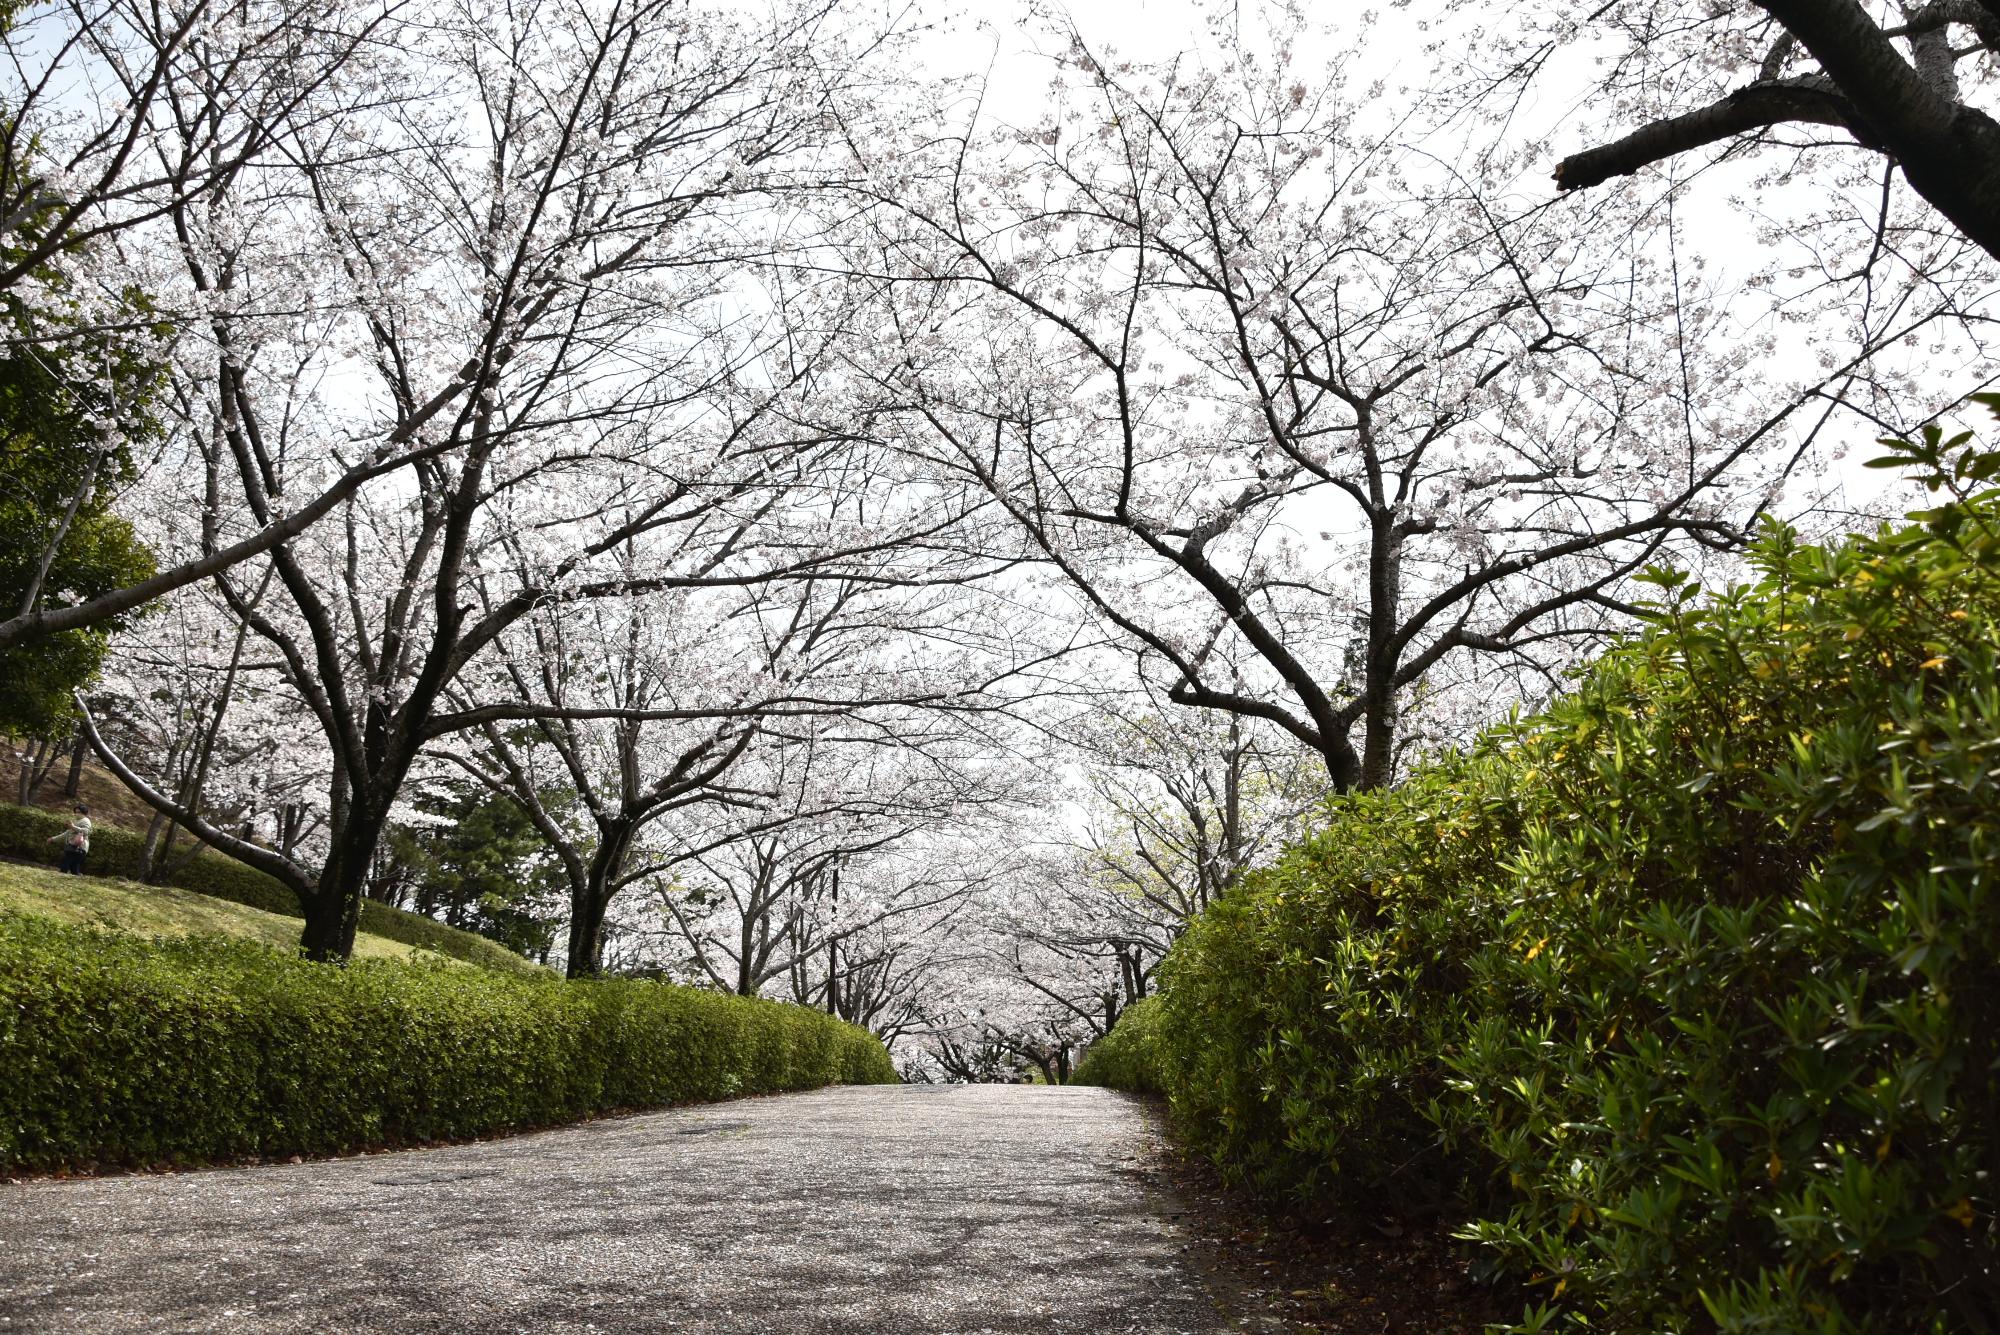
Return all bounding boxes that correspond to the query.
[566,823,634,977]
[1359,517,1403,790]
[566,891,612,977]
[1360,686,1398,790]
[62,731,86,797]
[298,882,362,962]
[1753,0,2000,264]
[301,800,394,962]
[1557,2,2000,265]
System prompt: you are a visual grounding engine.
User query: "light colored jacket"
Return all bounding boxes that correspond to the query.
[59,816,90,852]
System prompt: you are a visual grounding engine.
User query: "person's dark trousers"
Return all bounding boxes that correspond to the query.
[57,847,85,875]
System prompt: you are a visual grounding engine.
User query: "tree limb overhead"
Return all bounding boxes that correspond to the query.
[1553,76,1864,192]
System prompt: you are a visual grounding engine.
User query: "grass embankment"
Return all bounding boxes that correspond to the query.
[0,802,540,973]
[0,861,461,966]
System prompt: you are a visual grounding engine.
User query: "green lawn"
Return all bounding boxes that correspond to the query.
[0,860,466,965]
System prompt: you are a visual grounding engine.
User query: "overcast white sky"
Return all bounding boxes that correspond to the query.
[906,0,1427,125]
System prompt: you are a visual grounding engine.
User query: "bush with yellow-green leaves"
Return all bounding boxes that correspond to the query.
[1100,420,2000,1331]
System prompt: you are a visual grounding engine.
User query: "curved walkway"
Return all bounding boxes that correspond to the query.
[0,1086,1237,1334]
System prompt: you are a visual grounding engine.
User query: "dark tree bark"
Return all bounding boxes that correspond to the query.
[566,891,615,978]
[62,732,86,798]
[1554,77,1870,192]
[11,735,56,806]
[1557,0,2000,263]
[564,822,642,978]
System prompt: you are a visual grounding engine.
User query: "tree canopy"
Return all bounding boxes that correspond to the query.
[0,0,1989,1078]
[0,191,162,734]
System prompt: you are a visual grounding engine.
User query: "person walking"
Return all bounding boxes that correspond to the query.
[50,804,91,874]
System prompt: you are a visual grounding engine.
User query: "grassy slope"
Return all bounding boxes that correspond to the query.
[4,740,160,829]
[0,861,465,966]
[4,743,544,975]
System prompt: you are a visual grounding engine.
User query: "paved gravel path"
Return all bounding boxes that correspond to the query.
[0,1085,1240,1334]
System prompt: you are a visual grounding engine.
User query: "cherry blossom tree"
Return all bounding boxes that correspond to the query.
[78,0,931,960]
[628,718,1036,994]
[1069,685,1325,929]
[0,0,456,652]
[445,582,768,978]
[32,0,2000,1038]
[449,558,1043,975]
[0,0,396,290]
[786,907,961,1047]
[90,578,337,866]
[835,8,1981,789]
[909,918,1103,1084]
[921,687,1323,1076]
[89,576,286,877]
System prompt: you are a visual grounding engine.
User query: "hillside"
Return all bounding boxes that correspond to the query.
[5,736,161,829]
[1,741,545,973]
[0,861,468,965]
[0,804,545,974]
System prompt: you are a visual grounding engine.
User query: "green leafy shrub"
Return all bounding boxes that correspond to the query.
[1144,752,1516,1210]
[0,913,897,1170]
[0,803,537,973]
[1448,506,2000,1332]
[1134,426,2000,1330]
[1072,995,1170,1094]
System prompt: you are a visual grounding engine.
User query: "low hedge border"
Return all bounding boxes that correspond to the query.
[0,913,898,1171]
[0,803,536,973]
[1071,995,1168,1096]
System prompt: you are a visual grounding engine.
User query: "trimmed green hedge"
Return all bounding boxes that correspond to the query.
[1152,750,1517,1211]
[0,913,897,1170]
[0,803,537,973]
[1111,465,2000,1330]
[1071,995,1169,1095]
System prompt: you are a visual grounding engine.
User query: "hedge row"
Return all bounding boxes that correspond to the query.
[0,804,536,973]
[1098,470,2000,1329]
[0,913,897,1170]
[1145,743,1516,1211]
[1071,996,1168,1095]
